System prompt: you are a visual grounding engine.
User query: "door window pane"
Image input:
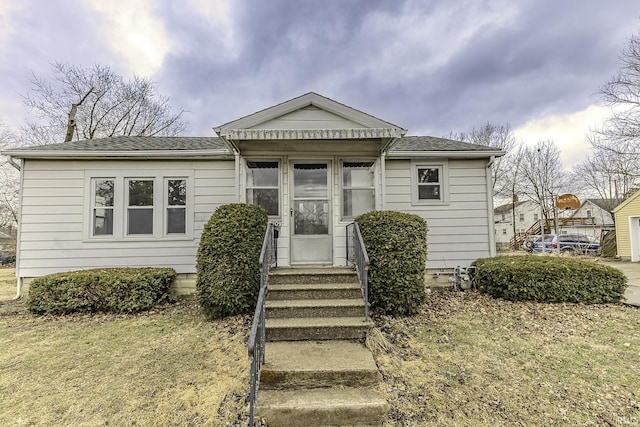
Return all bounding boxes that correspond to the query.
[294,200,329,235]
[294,164,327,198]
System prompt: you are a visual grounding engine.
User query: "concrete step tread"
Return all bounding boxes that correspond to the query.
[267,298,365,308]
[266,317,372,328]
[271,268,356,276]
[269,282,361,290]
[258,387,388,412]
[264,341,377,372]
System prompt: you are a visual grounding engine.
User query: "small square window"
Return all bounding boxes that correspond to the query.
[412,162,448,205]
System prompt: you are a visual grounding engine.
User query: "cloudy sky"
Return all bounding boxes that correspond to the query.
[1,0,639,168]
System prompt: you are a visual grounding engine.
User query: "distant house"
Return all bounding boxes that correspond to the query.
[558,199,615,238]
[494,198,615,250]
[2,92,503,297]
[613,190,640,261]
[494,200,540,249]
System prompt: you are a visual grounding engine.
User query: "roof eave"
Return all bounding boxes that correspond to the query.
[3,149,233,160]
[386,150,505,158]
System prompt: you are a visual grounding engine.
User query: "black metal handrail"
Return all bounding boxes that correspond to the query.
[352,222,370,321]
[248,222,276,426]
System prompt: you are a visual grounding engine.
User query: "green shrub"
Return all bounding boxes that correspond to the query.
[356,210,428,316]
[26,267,176,315]
[473,256,627,304]
[196,203,268,319]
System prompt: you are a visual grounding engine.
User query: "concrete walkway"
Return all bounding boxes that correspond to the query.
[599,261,640,307]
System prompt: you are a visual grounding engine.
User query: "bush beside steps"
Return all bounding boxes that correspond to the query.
[26,267,177,315]
[473,255,627,304]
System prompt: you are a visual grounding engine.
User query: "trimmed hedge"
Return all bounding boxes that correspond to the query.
[356,210,428,316]
[196,203,268,319]
[26,267,177,315]
[473,256,627,304]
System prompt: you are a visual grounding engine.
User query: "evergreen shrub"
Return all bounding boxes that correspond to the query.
[356,210,427,316]
[196,203,268,319]
[26,267,176,315]
[473,255,627,304]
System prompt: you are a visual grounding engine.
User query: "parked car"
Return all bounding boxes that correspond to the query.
[532,233,600,255]
[522,235,540,252]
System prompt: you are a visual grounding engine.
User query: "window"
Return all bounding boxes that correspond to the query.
[412,161,448,205]
[519,213,525,222]
[342,161,375,218]
[127,179,154,235]
[534,213,539,221]
[502,228,507,235]
[246,161,279,216]
[92,179,114,236]
[166,179,186,234]
[417,167,441,200]
[586,209,592,218]
[86,172,192,240]
[501,214,506,221]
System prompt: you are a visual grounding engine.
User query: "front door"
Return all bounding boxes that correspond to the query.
[290,162,332,264]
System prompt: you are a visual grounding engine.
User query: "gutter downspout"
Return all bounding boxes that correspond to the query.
[486,157,497,256]
[7,157,21,171]
[380,137,400,211]
[14,156,24,299]
[217,133,242,203]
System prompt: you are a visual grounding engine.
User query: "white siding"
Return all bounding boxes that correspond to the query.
[17,159,235,278]
[385,159,492,269]
[250,106,366,130]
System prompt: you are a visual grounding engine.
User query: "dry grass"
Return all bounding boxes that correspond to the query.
[0,266,16,300]
[0,268,250,426]
[3,267,639,426]
[372,290,640,426]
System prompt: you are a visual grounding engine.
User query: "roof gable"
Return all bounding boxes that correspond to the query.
[214,92,406,140]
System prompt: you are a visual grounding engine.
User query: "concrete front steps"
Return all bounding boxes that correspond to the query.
[256,268,388,427]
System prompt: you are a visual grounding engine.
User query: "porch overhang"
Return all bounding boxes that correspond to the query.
[217,127,404,141]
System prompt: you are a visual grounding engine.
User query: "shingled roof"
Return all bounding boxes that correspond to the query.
[389,136,499,153]
[2,136,231,159]
[2,134,503,159]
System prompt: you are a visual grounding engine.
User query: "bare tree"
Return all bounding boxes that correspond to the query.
[447,122,516,199]
[519,140,570,233]
[594,30,640,156]
[22,62,189,144]
[572,146,640,212]
[0,119,19,240]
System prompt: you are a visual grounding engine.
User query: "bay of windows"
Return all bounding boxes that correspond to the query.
[90,175,189,239]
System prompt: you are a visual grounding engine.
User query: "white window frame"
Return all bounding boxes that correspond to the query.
[244,159,281,218]
[340,159,376,220]
[519,213,525,222]
[83,171,193,241]
[411,160,449,205]
[126,177,155,236]
[90,178,116,238]
[165,177,188,236]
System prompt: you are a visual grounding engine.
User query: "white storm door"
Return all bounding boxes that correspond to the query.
[290,162,332,264]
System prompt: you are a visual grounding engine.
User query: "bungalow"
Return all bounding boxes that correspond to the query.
[2,92,503,297]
